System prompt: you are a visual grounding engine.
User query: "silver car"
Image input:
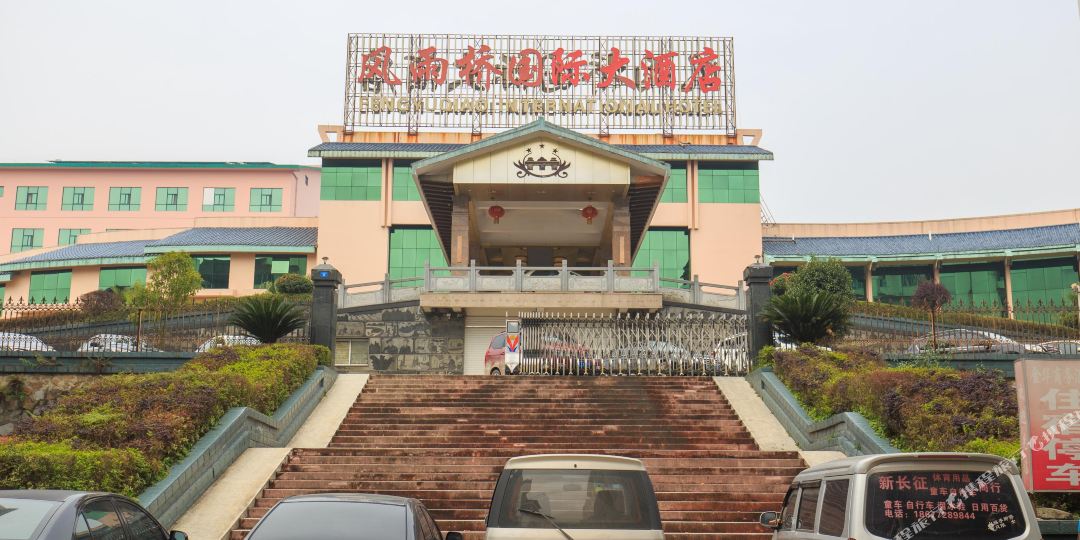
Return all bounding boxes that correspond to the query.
[905,329,1040,355]
[77,334,160,353]
[0,332,54,352]
[195,334,260,352]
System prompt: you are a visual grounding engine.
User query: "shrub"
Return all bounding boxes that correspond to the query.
[911,281,952,349]
[0,440,160,497]
[230,295,307,343]
[78,289,124,316]
[770,272,793,296]
[761,290,850,344]
[786,258,855,302]
[275,273,314,294]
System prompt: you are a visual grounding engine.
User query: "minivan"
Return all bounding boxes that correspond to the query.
[758,453,1042,540]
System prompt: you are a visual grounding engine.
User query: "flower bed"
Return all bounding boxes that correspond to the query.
[0,344,329,496]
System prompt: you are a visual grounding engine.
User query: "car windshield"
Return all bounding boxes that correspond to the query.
[864,470,1026,540]
[489,469,661,530]
[248,501,406,540]
[0,498,61,540]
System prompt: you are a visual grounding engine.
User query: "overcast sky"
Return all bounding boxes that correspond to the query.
[1,0,1077,222]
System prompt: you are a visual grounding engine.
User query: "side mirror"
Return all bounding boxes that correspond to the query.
[170,531,189,540]
[758,511,781,530]
[444,533,464,540]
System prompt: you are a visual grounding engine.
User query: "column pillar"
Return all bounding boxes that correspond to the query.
[450,195,471,269]
[611,199,631,274]
[865,262,874,302]
[310,259,342,359]
[744,263,774,361]
[1004,257,1015,319]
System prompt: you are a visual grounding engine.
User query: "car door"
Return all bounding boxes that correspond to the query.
[78,498,128,540]
[115,499,168,540]
[792,481,822,540]
[815,476,852,540]
[775,484,800,540]
[414,502,443,540]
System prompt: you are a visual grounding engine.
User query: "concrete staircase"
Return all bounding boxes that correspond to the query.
[230,376,803,540]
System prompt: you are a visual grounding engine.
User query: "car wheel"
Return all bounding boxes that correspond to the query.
[490,367,502,376]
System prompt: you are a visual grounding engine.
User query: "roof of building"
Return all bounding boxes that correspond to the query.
[763,223,1080,260]
[0,161,308,169]
[309,141,773,161]
[147,227,318,248]
[6,240,154,264]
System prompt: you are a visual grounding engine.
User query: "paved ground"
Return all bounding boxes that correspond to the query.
[170,374,368,540]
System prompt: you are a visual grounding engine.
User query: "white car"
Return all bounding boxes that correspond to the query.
[0,332,54,352]
[905,329,1041,355]
[196,334,261,352]
[77,334,160,353]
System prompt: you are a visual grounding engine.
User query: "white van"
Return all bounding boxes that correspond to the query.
[758,453,1042,540]
[485,454,664,540]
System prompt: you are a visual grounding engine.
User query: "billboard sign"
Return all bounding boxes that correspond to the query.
[344,34,736,135]
[1015,358,1080,491]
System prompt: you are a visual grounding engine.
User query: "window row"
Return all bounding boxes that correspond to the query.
[321,162,424,202]
[9,186,282,212]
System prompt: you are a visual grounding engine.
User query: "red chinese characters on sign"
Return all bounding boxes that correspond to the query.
[410,47,449,85]
[455,45,500,89]
[597,47,634,89]
[359,46,402,85]
[640,50,679,90]
[550,47,590,86]
[682,46,724,93]
[1015,359,1080,491]
[508,48,544,88]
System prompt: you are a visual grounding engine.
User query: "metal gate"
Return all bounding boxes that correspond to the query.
[517,311,749,376]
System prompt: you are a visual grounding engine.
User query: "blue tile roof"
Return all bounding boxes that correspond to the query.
[308,142,773,158]
[147,227,318,247]
[6,240,153,264]
[763,223,1080,258]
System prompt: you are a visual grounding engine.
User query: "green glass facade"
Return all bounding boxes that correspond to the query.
[392,162,421,201]
[1010,257,1079,308]
[99,267,147,291]
[108,187,141,211]
[872,265,933,305]
[939,262,1007,308]
[698,164,759,203]
[659,162,688,203]
[254,255,307,287]
[58,228,90,246]
[192,256,230,289]
[249,188,283,212]
[847,266,868,301]
[29,270,71,304]
[202,187,235,212]
[321,164,382,201]
[10,228,44,252]
[61,187,95,211]
[156,187,188,211]
[15,186,47,210]
[388,227,447,282]
[633,228,691,282]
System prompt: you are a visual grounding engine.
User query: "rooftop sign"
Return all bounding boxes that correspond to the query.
[344,34,736,135]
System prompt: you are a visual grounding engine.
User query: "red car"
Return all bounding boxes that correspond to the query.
[485,332,591,375]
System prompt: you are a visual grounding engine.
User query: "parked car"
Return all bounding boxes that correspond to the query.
[758,452,1040,540]
[712,334,749,374]
[77,334,161,353]
[485,332,591,375]
[1038,340,1080,355]
[246,493,462,540]
[0,332,54,352]
[195,334,261,352]
[904,329,1043,355]
[486,454,664,539]
[0,489,187,540]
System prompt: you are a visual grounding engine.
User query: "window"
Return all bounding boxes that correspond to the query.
[388,227,447,282]
[79,499,125,540]
[697,163,760,203]
[940,262,1007,309]
[29,270,72,304]
[99,267,147,291]
[192,255,231,289]
[250,500,406,540]
[117,500,167,540]
[818,478,850,536]
[155,187,188,211]
[321,163,382,201]
[15,186,47,210]
[59,228,90,246]
[62,187,95,210]
[660,162,687,202]
[109,187,141,211]
[10,228,44,252]
[392,162,421,201]
[488,469,661,530]
[633,228,690,283]
[795,482,820,531]
[1010,257,1080,320]
[0,186,4,197]
[250,188,283,212]
[872,265,934,305]
[334,340,370,366]
[779,486,799,531]
[201,187,234,212]
[847,266,868,301]
[491,333,506,349]
[254,255,307,288]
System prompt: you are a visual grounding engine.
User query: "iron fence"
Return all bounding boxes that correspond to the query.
[0,297,310,354]
[840,302,1080,356]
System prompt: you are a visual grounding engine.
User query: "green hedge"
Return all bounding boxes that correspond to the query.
[0,344,327,496]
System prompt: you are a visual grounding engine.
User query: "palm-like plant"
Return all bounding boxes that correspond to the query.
[229,295,306,344]
[760,290,850,345]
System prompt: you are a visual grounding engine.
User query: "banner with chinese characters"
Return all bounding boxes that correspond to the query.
[344,34,736,134]
[1015,358,1080,491]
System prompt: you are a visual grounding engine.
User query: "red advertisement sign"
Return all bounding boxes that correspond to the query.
[1014,359,1080,491]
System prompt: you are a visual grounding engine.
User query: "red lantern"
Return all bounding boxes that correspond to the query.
[488,205,505,224]
[581,205,598,225]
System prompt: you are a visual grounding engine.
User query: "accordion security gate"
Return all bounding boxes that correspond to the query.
[517,311,750,376]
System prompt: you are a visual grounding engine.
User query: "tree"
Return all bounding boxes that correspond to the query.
[229,294,306,343]
[911,281,952,350]
[760,290,850,344]
[786,258,855,303]
[145,252,204,311]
